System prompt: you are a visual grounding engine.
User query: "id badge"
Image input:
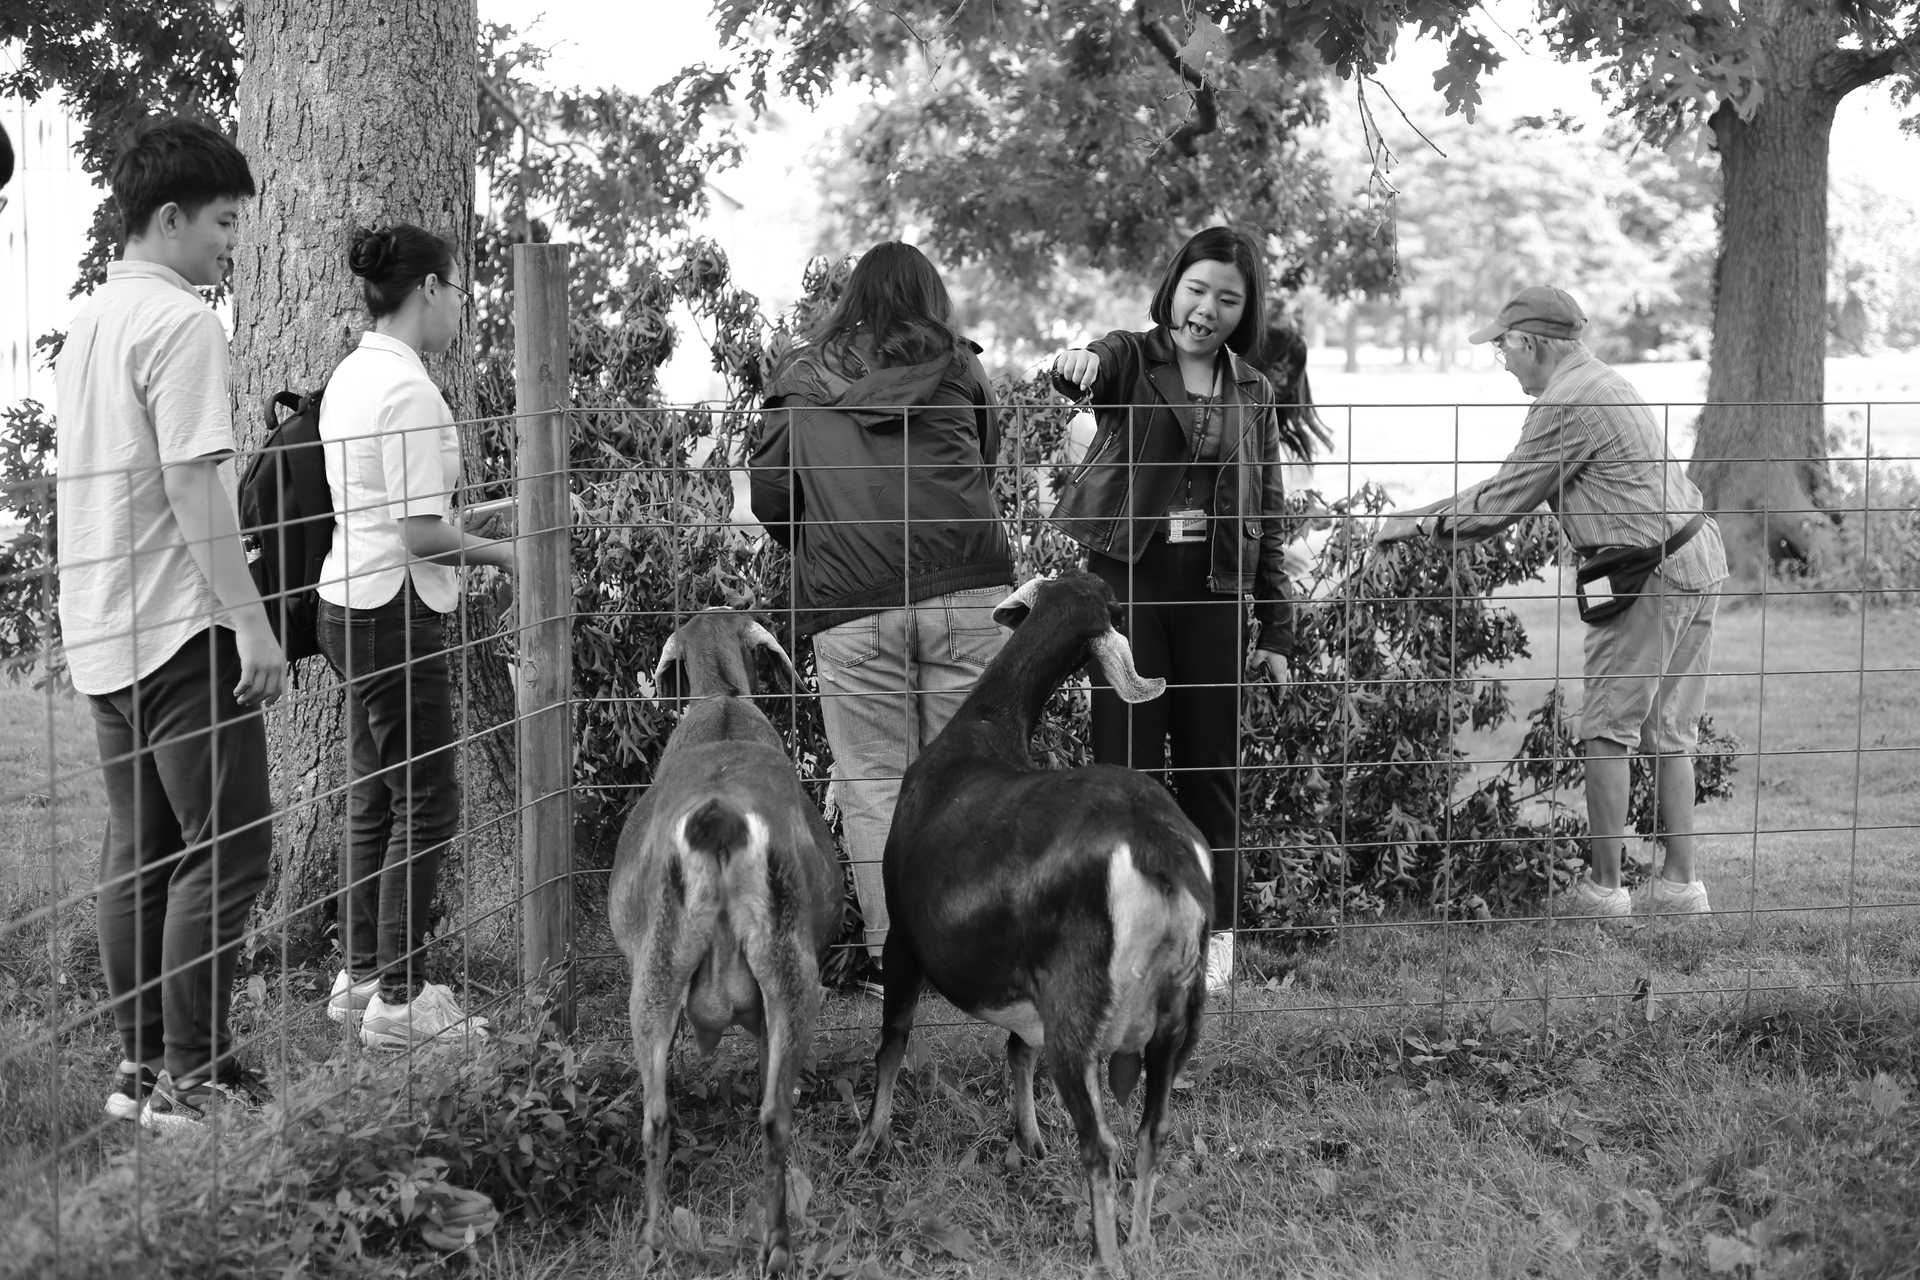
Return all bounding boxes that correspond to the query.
[1582,578,1615,609]
[1167,508,1207,543]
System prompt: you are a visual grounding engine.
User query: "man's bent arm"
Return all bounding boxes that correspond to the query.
[162,454,286,702]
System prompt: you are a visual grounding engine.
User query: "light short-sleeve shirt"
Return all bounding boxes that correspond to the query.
[55,261,238,695]
[1428,348,1728,591]
[317,331,463,612]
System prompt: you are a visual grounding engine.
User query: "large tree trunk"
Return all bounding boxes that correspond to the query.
[1690,1,1893,578]
[231,0,501,961]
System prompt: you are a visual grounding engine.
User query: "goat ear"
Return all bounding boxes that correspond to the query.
[652,632,687,707]
[651,659,688,707]
[992,575,1046,629]
[743,619,800,695]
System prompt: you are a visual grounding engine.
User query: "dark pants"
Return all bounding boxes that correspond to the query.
[318,587,459,998]
[90,626,274,1080]
[1090,537,1242,927]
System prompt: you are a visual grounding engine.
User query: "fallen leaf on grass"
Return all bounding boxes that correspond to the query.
[787,1167,812,1220]
[1849,1072,1910,1121]
[921,1220,981,1260]
[833,1075,860,1124]
[1704,1232,1757,1273]
[671,1205,699,1241]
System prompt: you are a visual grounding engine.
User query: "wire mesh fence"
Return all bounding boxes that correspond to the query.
[1,268,1915,1271]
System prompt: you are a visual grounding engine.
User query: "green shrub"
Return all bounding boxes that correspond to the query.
[3,1023,642,1278]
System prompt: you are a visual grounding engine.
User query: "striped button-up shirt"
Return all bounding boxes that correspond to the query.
[1428,348,1728,591]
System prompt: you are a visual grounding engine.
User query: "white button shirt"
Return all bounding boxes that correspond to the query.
[54,261,238,695]
[317,331,462,612]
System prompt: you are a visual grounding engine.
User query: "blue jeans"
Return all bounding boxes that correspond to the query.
[812,586,1009,956]
[317,586,459,996]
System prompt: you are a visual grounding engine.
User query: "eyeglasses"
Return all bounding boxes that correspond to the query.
[1494,334,1525,367]
[425,275,472,308]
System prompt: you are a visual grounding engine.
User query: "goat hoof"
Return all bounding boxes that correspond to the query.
[762,1241,792,1275]
[1002,1144,1023,1172]
[849,1130,887,1163]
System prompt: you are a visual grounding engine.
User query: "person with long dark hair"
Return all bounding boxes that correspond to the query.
[749,243,1011,987]
[317,224,511,1046]
[1048,226,1300,993]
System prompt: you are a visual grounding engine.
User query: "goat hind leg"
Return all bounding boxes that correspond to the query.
[850,940,923,1162]
[752,947,815,1276]
[1053,1052,1125,1277]
[1126,1030,1183,1253]
[1003,1033,1046,1170]
[631,985,680,1251]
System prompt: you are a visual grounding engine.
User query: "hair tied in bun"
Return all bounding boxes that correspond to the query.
[349,227,397,281]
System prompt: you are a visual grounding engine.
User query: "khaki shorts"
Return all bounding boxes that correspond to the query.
[1579,578,1718,753]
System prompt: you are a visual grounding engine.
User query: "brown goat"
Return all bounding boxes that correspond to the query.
[608,610,843,1274]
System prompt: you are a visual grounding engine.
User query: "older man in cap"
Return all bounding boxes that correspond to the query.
[1376,286,1727,920]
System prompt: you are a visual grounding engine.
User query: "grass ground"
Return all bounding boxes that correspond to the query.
[1,598,1915,1279]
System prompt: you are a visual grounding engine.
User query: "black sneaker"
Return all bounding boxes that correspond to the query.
[104,1060,160,1121]
[140,1063,274,1133]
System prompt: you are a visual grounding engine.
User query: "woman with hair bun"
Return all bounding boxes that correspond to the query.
[317,223,510,1048]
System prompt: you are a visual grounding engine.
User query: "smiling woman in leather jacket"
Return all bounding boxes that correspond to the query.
[1049,225,1297,994]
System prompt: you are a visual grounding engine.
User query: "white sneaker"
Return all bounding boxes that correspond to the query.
[104,1060,159,1121]
[1643,876,1711,916]
[1551,878,1632,921]
[359,983,490,1051]
[1205,931,1234,993]
[327,970,381,1023]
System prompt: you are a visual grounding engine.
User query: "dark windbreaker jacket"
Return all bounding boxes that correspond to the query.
[749,339,1012,638]
[1049,326,1297,654]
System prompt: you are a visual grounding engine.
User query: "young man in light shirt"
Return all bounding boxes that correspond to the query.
[55,117,285,1129]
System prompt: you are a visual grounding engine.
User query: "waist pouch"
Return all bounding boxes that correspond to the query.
[1574,512,1705,624]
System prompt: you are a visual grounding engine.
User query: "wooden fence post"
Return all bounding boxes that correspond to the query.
[512,243,574,1031]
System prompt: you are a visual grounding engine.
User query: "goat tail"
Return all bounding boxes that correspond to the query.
[681,797,751,864]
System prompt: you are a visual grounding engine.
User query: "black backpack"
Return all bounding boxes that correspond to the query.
[239,390,333,663]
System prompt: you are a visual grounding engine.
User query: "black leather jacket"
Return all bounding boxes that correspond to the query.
[1050,326,1297,654]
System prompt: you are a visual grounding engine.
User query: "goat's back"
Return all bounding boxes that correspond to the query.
[884,748,1210,1047]
[610,699,842,987]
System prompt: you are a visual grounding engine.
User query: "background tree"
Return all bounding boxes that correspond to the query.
[1537,0,1919,572]
[1388,111,1672,368]
[231,0,491,955]
[1826,174,1920,354]
[803,5,1397,315]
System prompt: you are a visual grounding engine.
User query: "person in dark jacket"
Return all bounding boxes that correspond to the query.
[749,243,1012,980]
[1049,226,1298,993]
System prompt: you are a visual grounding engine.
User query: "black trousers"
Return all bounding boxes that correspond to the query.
[90,626,274,1079]
[1089,536,1242,927]
[318,587,459,998]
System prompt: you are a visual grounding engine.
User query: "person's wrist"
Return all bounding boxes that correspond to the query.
[232,606,275,638]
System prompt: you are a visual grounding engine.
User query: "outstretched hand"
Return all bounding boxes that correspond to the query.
[1251,648,1291,687]
[1053,348,1099,391]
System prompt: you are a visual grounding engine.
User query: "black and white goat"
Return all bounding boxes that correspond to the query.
[849,571,1212,1276]
[609,611,843,1274]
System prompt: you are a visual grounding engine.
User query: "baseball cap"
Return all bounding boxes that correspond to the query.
[1468,286,1587,344]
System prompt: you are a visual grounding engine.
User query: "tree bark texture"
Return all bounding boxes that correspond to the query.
[232,0,510,961]
[1691,0,1886,577]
